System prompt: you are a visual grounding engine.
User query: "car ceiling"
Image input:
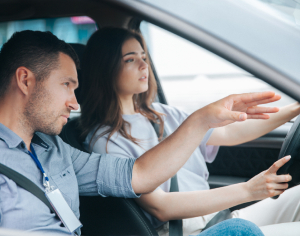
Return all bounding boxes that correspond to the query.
[0,0,133,28]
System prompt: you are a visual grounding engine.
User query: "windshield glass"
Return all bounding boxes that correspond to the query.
[139,0,300,86]
[140,0,300,31]
[257,0,300,28]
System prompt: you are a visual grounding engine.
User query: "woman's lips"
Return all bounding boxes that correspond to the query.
[139,76,148,81]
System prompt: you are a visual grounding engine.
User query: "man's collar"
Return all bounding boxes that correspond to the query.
[0,123,23,148]
[32,133,50,149]
[0,123,50,150]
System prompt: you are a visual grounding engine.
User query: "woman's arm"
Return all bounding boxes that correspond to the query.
[135,156,291,221]
[207,102,300,146]
[132,92,281,194]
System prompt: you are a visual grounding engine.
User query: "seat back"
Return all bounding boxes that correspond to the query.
[60,117,157,235]
[59,43,158,236]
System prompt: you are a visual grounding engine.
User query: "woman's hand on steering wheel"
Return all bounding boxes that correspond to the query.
[245,156,292,201]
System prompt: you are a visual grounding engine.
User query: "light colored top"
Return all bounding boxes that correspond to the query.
[84,103,219,227]
[0,123,138,235]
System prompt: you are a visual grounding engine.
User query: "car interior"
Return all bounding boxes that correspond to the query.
[0,0,298,235]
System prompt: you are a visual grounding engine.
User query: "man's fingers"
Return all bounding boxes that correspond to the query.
[243,106,279,119]
[213,92,279,126]
[244,94,281,107]
[246,114,270,119]
[246,106,279,114]
[267,156,291,174]
[237,91,281,104]
[235,91,279,103]
[238,91,275,103]
[221,110,247,122]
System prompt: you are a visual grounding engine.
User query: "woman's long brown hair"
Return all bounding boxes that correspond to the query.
[80,27,164,151]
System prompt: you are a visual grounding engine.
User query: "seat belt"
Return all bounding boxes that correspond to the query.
[150,121,183,236]
[0,163,55,213]
[201,209,232,231]
[169,175,183,236]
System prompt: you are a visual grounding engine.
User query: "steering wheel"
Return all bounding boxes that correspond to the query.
[272,115,300,199]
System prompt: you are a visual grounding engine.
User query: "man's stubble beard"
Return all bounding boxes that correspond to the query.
[23,82,64,136]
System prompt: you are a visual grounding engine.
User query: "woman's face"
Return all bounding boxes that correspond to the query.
[116,37,149,98]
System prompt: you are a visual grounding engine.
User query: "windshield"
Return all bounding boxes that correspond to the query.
[139,0,300,87]
[258,0,300,28]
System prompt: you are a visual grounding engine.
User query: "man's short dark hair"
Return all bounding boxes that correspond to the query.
[0,30,79,98]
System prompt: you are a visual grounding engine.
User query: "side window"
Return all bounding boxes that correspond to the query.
[140,22,296,115]
[0,16,97,48]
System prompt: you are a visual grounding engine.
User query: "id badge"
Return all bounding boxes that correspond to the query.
[45,188,82,234]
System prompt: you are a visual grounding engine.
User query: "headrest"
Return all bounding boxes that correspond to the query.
[69,43,86,104]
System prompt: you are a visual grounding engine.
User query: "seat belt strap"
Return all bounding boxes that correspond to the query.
[169,175,183,236]
[150,120,183,236]
[0,163,55,213]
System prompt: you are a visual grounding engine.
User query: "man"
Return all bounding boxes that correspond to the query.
[0,30,279,235]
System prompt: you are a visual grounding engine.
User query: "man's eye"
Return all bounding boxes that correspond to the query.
[125,59,134,63]
[64,82,69,87]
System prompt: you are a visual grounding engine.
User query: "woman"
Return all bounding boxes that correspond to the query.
[80,27,300,236]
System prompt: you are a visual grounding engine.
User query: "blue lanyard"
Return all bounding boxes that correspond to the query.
[28,144,50,189]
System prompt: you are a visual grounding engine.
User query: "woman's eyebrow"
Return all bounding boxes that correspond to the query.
[123,51,145,57]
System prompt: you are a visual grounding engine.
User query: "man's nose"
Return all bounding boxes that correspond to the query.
[67,94,79,111]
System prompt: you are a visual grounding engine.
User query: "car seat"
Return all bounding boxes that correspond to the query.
[59,43,158,236]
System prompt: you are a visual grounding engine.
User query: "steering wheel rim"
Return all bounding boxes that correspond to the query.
[276,115,300,190]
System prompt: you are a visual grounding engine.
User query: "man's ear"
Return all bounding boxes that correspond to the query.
[15,67,36,96]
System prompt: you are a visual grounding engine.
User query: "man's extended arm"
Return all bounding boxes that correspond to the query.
[132,92,281,194]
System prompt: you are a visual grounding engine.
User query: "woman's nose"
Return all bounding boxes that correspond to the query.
[140,59,148,70]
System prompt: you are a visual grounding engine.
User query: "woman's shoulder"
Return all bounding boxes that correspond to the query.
[87,124,110,138]
[151,102,189,121]
[84,125,111,150]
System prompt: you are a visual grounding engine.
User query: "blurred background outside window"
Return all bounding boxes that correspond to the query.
[140,21,296,115]
[0,16,97,49]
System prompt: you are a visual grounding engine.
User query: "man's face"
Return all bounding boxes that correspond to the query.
[24,53,79,135]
